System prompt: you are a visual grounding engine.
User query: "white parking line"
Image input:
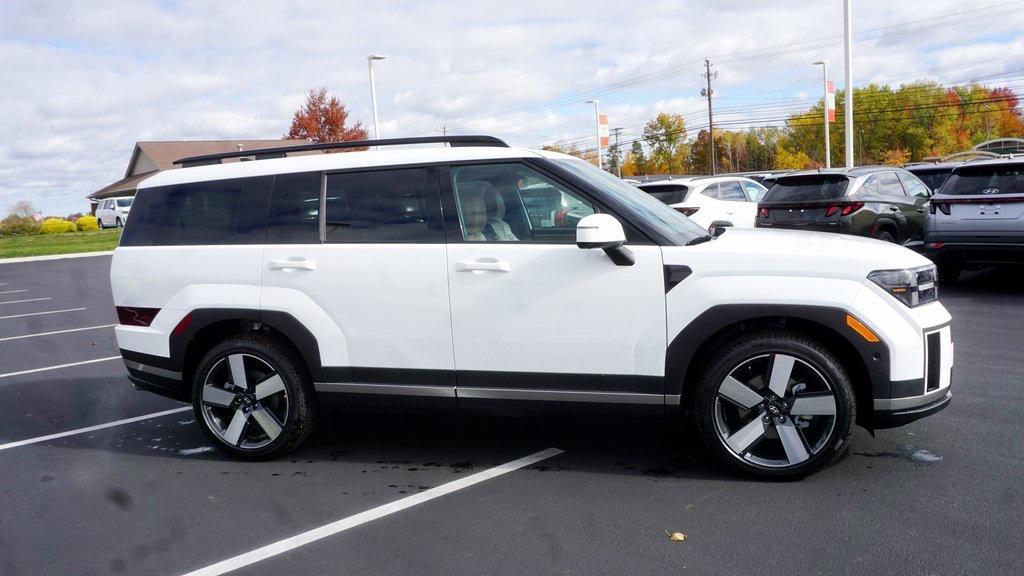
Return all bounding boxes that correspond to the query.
[0,406,191,452]
[0,324,116,342]
[179,447,564,576]
[0,297,52,306]
[0,356,121,379]
[0,307,86,320]
[0,289,28,295]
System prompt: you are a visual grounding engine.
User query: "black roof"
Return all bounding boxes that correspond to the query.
[905,161,963,172]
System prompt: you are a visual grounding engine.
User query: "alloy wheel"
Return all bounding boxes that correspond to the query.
[712,353,837,469]
[199,353,289,450]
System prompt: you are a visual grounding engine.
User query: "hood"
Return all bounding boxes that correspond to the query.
[665,227,931,279]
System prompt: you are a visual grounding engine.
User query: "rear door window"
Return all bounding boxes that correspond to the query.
[877,171,906,196]
[267,171,323,244]
[898,172,931,198]
[324,167,442,243]
[943,165,1024,196]
[763,175,849,202]
[717,180,747,201]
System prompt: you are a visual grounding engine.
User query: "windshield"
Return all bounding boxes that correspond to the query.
[553,158,707,244]
[762,175,849,203]
[116,198,133,207]
[941,165,1024,196]
[637,184,690,205]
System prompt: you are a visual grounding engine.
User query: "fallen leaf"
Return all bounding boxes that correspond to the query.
[667,531,688,542]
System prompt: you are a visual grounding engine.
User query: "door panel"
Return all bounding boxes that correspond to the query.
[260,167,455,401]
[447,243,667,390]
[444,161,668,399]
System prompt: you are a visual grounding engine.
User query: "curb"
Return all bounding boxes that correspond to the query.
[0,251,115,265]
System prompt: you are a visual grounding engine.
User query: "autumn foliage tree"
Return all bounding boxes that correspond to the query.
[285,87,368,144]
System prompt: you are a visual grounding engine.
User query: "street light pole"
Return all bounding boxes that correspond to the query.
[843,0,854,167]
[586,99,602,169]
[367,54,386,141]
[813,60,831,168]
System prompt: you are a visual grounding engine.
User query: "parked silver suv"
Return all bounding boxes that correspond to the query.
[925,158,1024,282]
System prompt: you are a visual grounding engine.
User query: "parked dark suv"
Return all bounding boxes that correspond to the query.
[756,166,932,246]
[906,162,962,194]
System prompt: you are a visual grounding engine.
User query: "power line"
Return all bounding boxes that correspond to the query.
[444,1,1024,131]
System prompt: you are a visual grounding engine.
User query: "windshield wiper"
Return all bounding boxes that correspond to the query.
[686,234,713,246]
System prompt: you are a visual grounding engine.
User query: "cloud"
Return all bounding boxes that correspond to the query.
[0,0,1022,215]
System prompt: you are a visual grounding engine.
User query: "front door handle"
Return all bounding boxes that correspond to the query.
[455,259,511,273]
[268,258,316,271]
[889,206,899,212]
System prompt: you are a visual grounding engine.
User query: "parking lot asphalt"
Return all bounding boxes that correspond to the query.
[0,254,1021,576]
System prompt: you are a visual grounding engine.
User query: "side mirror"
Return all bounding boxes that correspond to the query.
[576,214,634,266]
[576,214,625,249]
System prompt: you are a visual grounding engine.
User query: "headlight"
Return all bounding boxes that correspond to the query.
[868,264,938,307]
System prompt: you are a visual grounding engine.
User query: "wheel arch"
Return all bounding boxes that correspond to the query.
[667,304,886,428]
[872,216,899,239]
[171,309,321,391]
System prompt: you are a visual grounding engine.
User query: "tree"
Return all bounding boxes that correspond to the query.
[628,141,649,176]
[879,148,911,166]
[605,143,622,175]
[286,87,368,144]
[9,200,35,218]
[774,145,814,170]
[642,113,689,173]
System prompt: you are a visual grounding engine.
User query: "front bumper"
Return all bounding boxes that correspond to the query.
[874,391,951,429]
[871,322,954,429]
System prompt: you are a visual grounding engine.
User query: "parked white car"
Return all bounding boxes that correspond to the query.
[111,135,952,478]
[96,196,133,228]
[637,176,767,231]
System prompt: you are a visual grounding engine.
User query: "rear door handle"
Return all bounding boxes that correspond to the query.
[268,258,316,271]
[455,259,511,273]
[889,206,899,212]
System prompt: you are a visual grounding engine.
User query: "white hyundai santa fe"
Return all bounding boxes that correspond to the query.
[111,136,953,478]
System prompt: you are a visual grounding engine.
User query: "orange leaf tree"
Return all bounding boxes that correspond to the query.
[286,87,369,144]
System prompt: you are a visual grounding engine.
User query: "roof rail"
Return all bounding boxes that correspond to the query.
[172,135,509,165]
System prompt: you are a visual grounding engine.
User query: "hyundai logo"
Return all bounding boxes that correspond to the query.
[981,187,1000,195]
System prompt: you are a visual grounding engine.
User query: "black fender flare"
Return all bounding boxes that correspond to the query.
[664,304,892,405]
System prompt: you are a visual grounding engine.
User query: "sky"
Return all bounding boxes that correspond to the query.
[2,0,1023,216]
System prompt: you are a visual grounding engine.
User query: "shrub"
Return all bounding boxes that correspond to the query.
[0,214,40,236]
[76,215,99,232]
[40,218,75,234]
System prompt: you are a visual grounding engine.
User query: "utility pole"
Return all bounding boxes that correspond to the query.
[586,99,602,169]
[701,59,717,175]
[611,127,623,177]
[439,125,447,137]
[843,0,854,167]
[813,60,832,168]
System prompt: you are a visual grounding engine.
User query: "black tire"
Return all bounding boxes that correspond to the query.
[874,228,896,243]
[98,218,105,230]
[693,329,855,479]
[938,262,961,284]
[116,217,123,228]
[192,333,317,460]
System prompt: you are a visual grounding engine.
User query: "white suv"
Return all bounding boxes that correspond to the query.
[111,136,953,478]
[96,196,133,228]
[637,176,767,232]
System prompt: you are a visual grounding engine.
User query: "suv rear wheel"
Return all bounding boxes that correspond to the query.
[693,330,855,478]
[192,333,317,460]
[873,228,896,243]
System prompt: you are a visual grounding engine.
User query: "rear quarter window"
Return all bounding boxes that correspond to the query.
[762,175,849,203]
[942,165,1024,196]
[120,176,272,246]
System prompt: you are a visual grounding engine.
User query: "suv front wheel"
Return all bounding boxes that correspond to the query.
[192,333,317,460]
[693,330,855,478]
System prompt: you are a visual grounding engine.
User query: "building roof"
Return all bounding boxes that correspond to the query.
[89,139,312,201]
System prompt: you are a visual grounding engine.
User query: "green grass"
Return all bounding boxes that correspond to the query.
[0,229,122,259]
